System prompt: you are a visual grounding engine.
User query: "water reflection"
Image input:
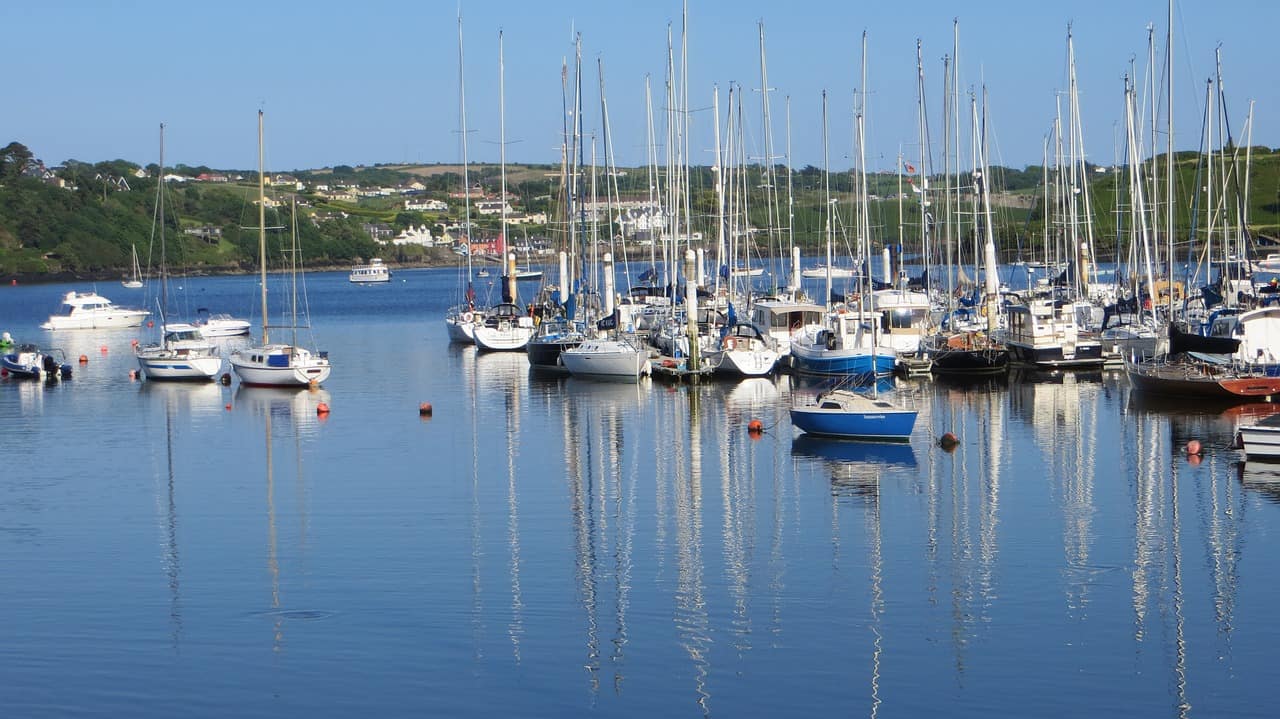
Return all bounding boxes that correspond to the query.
[1237,461,1280,504]
[233,384,329,652]
[790,436,916,501]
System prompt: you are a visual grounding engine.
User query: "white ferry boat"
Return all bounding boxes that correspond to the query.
[349,258,391,283]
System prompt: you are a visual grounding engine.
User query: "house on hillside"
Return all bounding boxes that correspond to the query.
[362,222,394,241]
[405,197,448,212]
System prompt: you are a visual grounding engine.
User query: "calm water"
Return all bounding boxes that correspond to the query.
[2,268,1278,718]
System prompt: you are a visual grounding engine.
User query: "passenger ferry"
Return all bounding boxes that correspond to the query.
[349,258,391,283]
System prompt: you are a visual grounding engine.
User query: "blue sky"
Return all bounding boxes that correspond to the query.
[3,1,1273,174]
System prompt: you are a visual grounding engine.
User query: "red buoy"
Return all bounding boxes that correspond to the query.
[939,432,960,451]
[128,369,138,380]
[316,402,330,415]
[419,402,433,416]
[99,345,108,354]
[225,403,232,411]
[79,354,88,364]
[146,321,154,328]
[1186,439,1202,456]
[747,419,764,433]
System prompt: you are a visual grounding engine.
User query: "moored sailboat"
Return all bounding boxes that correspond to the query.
[229,112,331,388]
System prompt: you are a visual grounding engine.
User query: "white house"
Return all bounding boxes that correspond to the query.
[405,197,448,212]
[384,225,437,247]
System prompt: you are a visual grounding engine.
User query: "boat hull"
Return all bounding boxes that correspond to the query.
[1240,423,1280,461]
[137,350,222,381]
[42,310,149,330]
[230,346,330,387]
[561,340,649,380]
[930,347,1010,375]
[473,324,533,352]
[789,343,897,377]
[527,337,582,371]
[1125,360,1280,399]
[1007,341,1104,368]
[790,405,917,442]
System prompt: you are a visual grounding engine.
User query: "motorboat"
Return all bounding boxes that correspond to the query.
[190,310,251,338]
[1240,413,1280,461]
[41,290,149,330]
[349,258,391,283]
[2,343,72,380]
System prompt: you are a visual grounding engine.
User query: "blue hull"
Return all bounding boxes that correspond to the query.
[790,406,917,441]
[789,348,897,377]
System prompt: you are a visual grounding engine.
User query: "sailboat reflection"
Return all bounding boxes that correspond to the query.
[234,384,331,650]
[791,435,917,499]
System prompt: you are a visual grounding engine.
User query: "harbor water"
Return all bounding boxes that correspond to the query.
[2,267,1277,717]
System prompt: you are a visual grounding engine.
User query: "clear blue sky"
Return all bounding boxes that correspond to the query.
[3,1,1273,174]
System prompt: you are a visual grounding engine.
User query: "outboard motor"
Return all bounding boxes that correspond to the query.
[42,354,58,374]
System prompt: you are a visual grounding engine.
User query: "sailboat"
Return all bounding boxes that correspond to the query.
[444,16,485,343]
[229,111,331,388]
[122,244,145,288]
[1124,2,1280,401]
[136,123,223,381]
[790,375,919,442]
[471,32,533,353]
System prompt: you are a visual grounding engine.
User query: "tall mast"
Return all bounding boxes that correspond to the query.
[258,110,268,345]
[712,85,724,299]
[498,30,509,295]
[158,122,167,318]
[458,16,474,301]
[822,90,832,309]
[1165,0,1175,319]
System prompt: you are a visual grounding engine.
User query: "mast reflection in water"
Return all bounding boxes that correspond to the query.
[3,268,1280,718]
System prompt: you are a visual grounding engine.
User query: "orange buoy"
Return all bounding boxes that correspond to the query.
[99,345,108,354]
[130,339,139,347]
[419,402,433,416]
[316,402,330,415]
[1186,439,1202,456]
[78,354,88,364]
[939,432,960,451]
[146,321,154,328]
[225,403,232,411]
[220,373,231,386]
[747,419,764,433]
[128,369,138,380]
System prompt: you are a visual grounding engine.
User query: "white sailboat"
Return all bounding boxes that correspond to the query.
[136,123,223,381]
[444,15,485,343]
[122,244,145,288]
[229,111,331,388]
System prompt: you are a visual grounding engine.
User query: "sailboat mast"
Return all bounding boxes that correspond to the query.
[458,16,474,298]
[821,90,832,310]
[258,110,268,346]
[159,122,167,318]
[1165,0,1175,319]
[499,30,509,303]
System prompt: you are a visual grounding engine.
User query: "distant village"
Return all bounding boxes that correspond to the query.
[18,155,701,261]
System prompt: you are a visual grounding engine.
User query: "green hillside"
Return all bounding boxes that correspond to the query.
[3,138,1278,279]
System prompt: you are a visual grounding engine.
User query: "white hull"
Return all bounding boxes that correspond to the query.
[446,318,476,342]
[1241,416,1280,461]
[230,345,330,387]
[473,324,533,351]
[194,316,251,337]
[43,312,149,330]
[715,347,780,377]
[561,339,650,380]
[137,350,223,380]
